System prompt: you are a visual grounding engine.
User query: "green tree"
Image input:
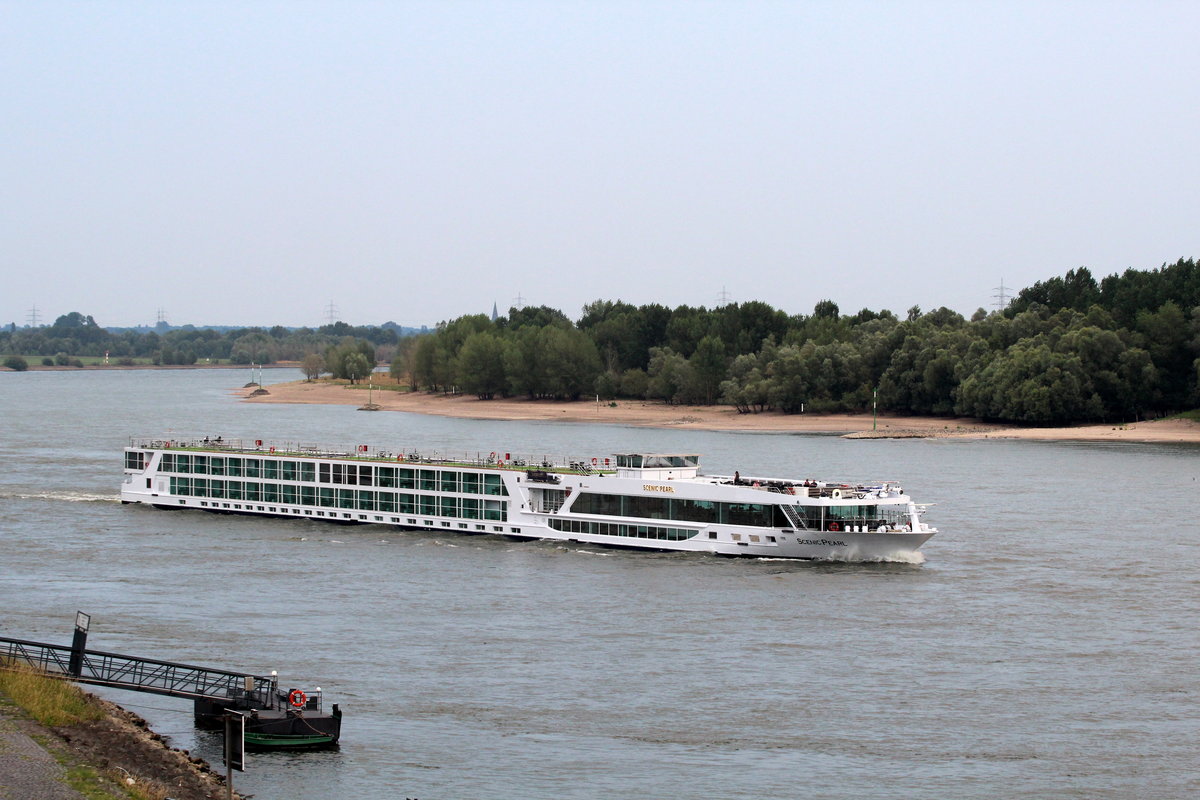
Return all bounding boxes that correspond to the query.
[456,331,508,399]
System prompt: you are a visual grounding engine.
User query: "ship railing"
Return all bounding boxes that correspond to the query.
[128,437,614,474]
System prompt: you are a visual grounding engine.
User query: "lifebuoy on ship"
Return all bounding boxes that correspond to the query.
[592,457,598,465]
[831,489,842,499]
[288,689,307,708]
[828,522,841,532]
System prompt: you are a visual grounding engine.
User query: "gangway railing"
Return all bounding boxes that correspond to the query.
[0,636,278,705]
[779,504,809,530]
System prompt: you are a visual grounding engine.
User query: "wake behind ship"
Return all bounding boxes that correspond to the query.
[121,437,937,561]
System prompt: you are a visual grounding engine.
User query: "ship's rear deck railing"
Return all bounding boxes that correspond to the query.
[129,437,616,476]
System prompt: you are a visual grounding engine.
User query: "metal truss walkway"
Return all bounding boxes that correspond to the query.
[0,635,278,705]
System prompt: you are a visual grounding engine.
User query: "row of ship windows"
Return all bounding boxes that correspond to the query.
[169,478,507,520]
[146,453,507,495]
[189,499,518,534]
[547,518,698,541]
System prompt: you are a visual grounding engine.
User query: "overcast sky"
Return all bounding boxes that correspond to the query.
[3,1,1197,329]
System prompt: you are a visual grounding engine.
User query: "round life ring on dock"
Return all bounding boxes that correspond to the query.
[828,522,841,532]
[288,689,307,708]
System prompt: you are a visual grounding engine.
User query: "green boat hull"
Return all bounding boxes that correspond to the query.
[244,732,337,749]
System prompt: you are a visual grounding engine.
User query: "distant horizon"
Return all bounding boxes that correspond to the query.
[5,256,1192,331]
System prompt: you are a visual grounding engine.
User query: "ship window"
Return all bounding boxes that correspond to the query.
[159,453,174,471]
[280,461,297,481]
[319,463,331,483]
[228,482,243,500]
[397,468,415,489]
[145,478,151,488]
[461,473,480,494]
[419,495,437,516]
[462,498,480,519]
[226,457,242,477]
[419,470,438,491]
[358,465,372,486]
[126,451,147,471]
[440,471,458,493]
[397,494,415,514]
[358,490,376,511]
[244,459,260,478]
[377,467,396,488]
[483,474,505,496]
[624,495,669,519]
[281,485,297,504]
[209,457,225,476]
[337,489,355,509]
[245,483,261,501]
[300,486,315,505]
[263,484,280,503]
[708,532,717,539]
[175,454,191,474]
[209,480,226,499]
[318,487,334,507]
[440,496,458,517]
[484,499,505,520]
[263,460,278,480]
[192,478,209,496]
[300,463,315,482]
[378,492,396,513]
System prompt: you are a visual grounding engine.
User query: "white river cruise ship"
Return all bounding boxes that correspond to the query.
[121,437,937,561]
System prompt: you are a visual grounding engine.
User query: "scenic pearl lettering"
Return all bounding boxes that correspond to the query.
[643,484,675,493]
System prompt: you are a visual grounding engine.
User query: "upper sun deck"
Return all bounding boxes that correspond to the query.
[128,437,616,476]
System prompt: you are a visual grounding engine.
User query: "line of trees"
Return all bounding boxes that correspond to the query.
[392,258,1200,425]
[0,315,399,366]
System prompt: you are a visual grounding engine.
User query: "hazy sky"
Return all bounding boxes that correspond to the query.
[4,1,1197,328]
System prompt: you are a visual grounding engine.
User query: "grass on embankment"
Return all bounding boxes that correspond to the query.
[0,660,171,799]
[0,660,105,726]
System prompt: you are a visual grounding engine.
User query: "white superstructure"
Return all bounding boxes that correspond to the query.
[122,438,936,561]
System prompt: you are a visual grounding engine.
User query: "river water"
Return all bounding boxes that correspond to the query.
[1,369,1197,799]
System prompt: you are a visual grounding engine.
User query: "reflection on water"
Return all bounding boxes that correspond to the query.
[1,369,1198,799]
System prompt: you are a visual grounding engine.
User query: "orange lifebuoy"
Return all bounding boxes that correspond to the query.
[490,452,496,459]
[592,457,598,465]
[828,522,841,532]
[288,689,307,708]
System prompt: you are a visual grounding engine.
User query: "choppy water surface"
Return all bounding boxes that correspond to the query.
[1,369,1197,799]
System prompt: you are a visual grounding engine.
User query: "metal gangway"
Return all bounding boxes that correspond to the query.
[0,635,279,706]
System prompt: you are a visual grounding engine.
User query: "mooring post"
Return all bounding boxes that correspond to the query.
[68,611,90,677]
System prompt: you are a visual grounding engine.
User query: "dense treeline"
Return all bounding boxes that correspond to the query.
[0,315,399,366]
[393,258,1200,424]
[7,259,1198,425]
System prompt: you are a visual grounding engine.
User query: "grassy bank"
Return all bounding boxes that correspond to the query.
[0,660,232,800]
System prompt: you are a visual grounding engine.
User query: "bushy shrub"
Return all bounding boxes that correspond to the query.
[4,356,29,371]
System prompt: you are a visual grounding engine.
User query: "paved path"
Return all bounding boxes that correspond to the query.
[0,705,85,800]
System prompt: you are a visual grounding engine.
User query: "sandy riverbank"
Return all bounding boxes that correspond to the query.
[242,380,1200,444]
